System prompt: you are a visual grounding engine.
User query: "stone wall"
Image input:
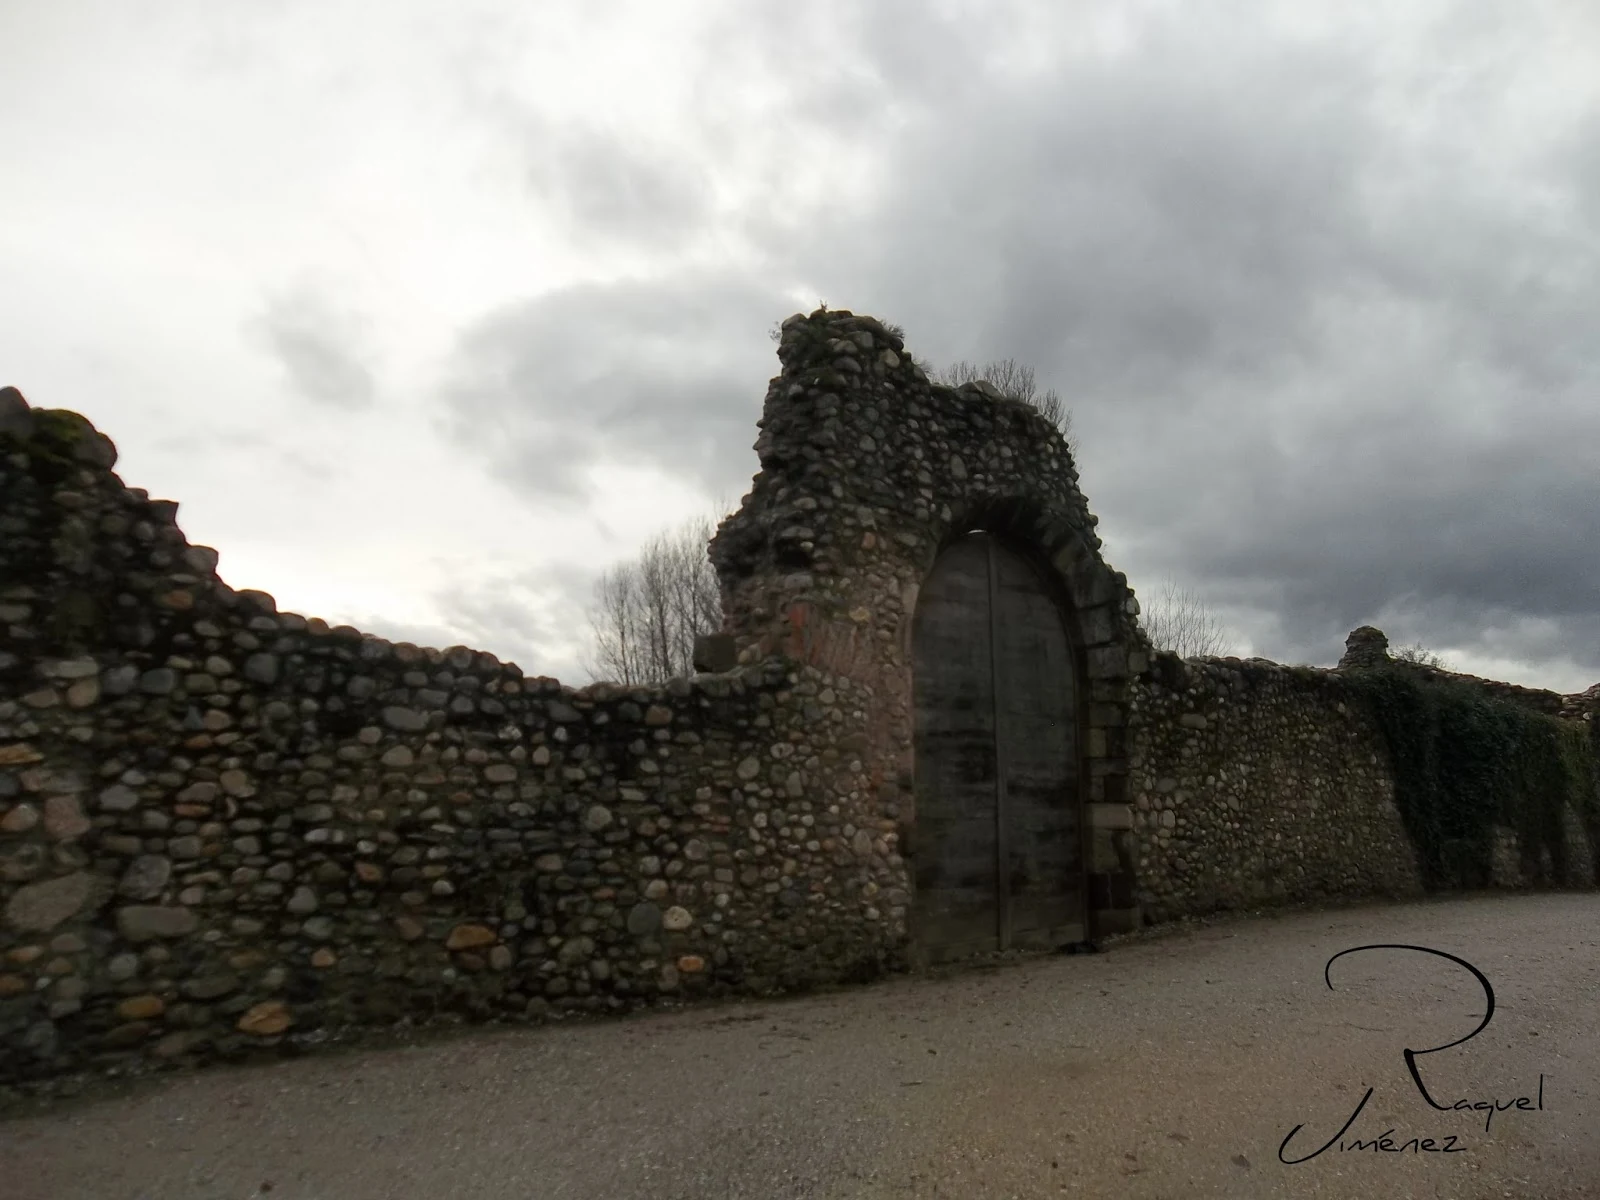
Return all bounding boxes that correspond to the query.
[1129,652,1424,922]
[704,309,1148,944]
[1332,625,1597,890]
[1126,629,1599,922]
[0,385,903,1088]
[3,307,1596,1092]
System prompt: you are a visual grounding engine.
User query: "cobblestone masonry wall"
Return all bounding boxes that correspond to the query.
[2,308,1596,1090]
[1128,632,1598,922]
[1130,653,1426,922]
[0,386,903,1088]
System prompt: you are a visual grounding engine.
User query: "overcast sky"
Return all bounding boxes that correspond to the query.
[4,0,1597,692]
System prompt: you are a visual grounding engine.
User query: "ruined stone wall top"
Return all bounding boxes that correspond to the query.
[707,308,1142,676]
[1337,624,1578,717]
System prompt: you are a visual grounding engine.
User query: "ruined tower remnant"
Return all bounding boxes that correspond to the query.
[1338,625,1391,670]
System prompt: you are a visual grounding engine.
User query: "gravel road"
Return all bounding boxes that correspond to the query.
[3,892,1597,1200]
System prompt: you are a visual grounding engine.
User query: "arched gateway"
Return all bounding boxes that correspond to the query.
[709,307,1147,975]
[911,530,1086,964]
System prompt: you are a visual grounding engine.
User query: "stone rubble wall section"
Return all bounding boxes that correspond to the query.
[1128,652,1425,921]
[1133,646,1598,918]
[0,387,903,1085]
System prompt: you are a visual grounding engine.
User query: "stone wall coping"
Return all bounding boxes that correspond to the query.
[1141,649,1585,722]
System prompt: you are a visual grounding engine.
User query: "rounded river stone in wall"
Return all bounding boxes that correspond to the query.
[118,855,172,900]
[115,905,198,942]
[627,902,662,936]
[4,871,102,933]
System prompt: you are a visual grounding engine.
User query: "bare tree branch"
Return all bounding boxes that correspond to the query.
[1140,575,1234,659]
[583,507,727,685]
[581,563,647,684]
[1392,641,1451,670]
[931,357,1077,455]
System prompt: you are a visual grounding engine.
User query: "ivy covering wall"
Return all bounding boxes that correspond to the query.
[1342,665,1599,890]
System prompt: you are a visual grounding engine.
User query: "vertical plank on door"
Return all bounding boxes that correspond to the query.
[993,543,1083,948]
[986,536,1013,951]
[911,535,1000,962]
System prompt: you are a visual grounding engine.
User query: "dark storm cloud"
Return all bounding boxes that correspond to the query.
[436,274,786,503]
[248,281,378,412]
[747,4,1389,396]
[740,0,1600,678]
[448,0,1600,683]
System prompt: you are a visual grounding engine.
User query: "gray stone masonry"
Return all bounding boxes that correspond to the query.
[2,313,1596,1093]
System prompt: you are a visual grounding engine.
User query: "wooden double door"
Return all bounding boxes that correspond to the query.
[911,531,1085,963]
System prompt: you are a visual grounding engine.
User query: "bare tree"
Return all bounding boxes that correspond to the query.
[932,358,1076,454]
[1392,641,1451,670]
[1140,575,1234,659]
[583,561,645,685]
[582,506,728,685]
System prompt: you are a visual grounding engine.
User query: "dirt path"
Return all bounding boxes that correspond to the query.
[4,893,1598,1199]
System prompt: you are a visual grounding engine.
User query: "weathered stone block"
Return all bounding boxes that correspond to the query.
[238,1001,291,1036]
[627,903,662,935]
[1087,803,1133,831]
[380,745,414,768]
[117,995,165,1020]
[1086,646,1128,679]
[1,803,39,832]
[183,973,241,1000]
[118,856,172,900]
[381,706,427,732]
[0,386,33,438]
[446,924,497,951]
[138,669,177,695]
[116,905,197,942]
[5,872,102,933]
[1078,604,1116,646]
[42,796,89,840]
